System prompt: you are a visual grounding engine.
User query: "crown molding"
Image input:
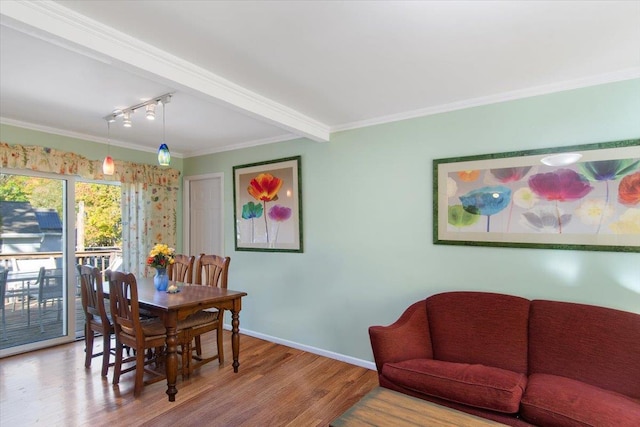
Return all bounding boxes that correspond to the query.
[0,116,301,158]
[0,0,330,142]
[0,117,185,158]
[332,68,640,133]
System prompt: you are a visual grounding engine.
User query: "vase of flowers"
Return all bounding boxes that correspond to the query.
[147,243,175,291]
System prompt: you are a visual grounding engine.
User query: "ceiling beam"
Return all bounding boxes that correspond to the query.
[1,0,331,142]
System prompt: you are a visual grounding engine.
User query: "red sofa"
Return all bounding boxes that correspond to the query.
[369,292,640,426]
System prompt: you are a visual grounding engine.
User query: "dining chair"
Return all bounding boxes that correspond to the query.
[78,264,114,377]
[35,267,64,333]
[168,254,195,283]
[183,253,231,374]
[106,270,168,396]
[106,270,194,395]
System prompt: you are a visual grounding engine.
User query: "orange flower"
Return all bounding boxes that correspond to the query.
[457,170,480,182]
[619,172,640,206]
[248,173,283,202]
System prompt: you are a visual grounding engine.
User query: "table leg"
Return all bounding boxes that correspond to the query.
[165,321,178,402]
[231,309,240,373]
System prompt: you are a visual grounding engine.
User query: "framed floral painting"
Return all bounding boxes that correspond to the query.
[233,156,302,252]
[433,139,640,252]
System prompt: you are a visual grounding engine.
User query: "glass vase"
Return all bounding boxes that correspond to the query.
[154,267,169,291]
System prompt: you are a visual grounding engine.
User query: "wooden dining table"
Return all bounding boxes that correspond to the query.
[105,277,247,402]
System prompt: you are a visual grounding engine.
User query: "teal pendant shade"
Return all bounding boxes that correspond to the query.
[158,143,171,166]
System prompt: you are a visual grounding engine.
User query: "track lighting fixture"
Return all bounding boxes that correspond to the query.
[103,93,172,128]
[102,93,173,167]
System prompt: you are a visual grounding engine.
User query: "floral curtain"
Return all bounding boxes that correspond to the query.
[1,142,180,277]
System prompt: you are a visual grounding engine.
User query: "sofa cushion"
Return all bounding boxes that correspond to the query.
[382,358,527,413]
[529,300,640,399]
[426,292,530,374]
[521,373,640,427]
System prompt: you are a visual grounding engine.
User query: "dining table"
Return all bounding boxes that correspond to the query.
[105,277,247,402]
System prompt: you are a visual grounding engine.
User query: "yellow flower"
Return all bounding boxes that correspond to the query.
[609,209,640,234]
[147,243,176,268]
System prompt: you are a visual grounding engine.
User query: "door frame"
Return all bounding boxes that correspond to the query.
[0,169,76,358]
[183,173,225,257]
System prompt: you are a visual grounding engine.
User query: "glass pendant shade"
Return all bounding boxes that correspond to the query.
[158,143,171,166]
[103,155,115,175]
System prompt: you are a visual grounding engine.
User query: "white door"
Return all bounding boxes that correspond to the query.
[184,173,224,257]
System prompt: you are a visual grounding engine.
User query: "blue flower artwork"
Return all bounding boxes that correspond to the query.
[459,186,511,232]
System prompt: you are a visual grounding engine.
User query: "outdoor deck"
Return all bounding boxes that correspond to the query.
[1,294,85,350]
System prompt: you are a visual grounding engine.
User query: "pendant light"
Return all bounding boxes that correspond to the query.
[103,121,115,175]
[157,98,171,166]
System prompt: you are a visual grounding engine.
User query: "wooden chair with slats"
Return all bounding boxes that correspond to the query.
[183,254,230,374]
[77,264,114,377]
[106,270,168,396]
[168,254,194,283]
[167,253,196,376]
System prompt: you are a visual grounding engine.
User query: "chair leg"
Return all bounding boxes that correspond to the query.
[181,340,191,378]
[217,325,224,365]
[39,302,44,333]
[133,349,146,397]
[1,307,6,341]
[85,325,94,368]
[112,342,123,385]
[101,333,111,377]
[195,336,202,356]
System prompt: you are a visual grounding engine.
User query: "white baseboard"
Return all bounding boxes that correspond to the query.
[223,324,377,371]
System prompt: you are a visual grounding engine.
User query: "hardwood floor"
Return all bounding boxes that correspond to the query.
[0,331,379,426]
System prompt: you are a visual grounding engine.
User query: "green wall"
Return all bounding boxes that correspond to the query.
[2,80,639,364]
[185,79,640,363]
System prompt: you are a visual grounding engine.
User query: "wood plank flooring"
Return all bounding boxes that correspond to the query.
[0,331,379,426]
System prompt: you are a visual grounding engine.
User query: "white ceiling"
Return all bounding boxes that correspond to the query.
[1,1,639,158]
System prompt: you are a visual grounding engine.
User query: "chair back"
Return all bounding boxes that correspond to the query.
[77,265,109,326]
[106,270,144,345]
[194,254,230,288]
[168,254,195,283]
[37,267,63,302]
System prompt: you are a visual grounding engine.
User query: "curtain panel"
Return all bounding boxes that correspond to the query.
[1,142,180,277]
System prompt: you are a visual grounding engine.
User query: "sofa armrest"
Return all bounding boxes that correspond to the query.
[369,300,433,373]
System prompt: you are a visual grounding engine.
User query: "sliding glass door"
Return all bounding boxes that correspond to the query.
[0,170,75,356]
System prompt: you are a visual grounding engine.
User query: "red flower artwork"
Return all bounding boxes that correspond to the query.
[618,172,640,206]
[248,173,283,202]
[528,169,593,202]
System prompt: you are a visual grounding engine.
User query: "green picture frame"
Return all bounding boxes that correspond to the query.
[433,139,640,252]
[233,156,303,253]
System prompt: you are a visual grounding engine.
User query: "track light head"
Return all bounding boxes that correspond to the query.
[122,111,132,128]
[145,103,156,120]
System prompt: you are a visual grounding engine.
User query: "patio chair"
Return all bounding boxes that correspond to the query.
[35,267,64,333]
[0,269,8,340]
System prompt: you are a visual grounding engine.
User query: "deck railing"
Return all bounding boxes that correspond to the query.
[0,249,122,275]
